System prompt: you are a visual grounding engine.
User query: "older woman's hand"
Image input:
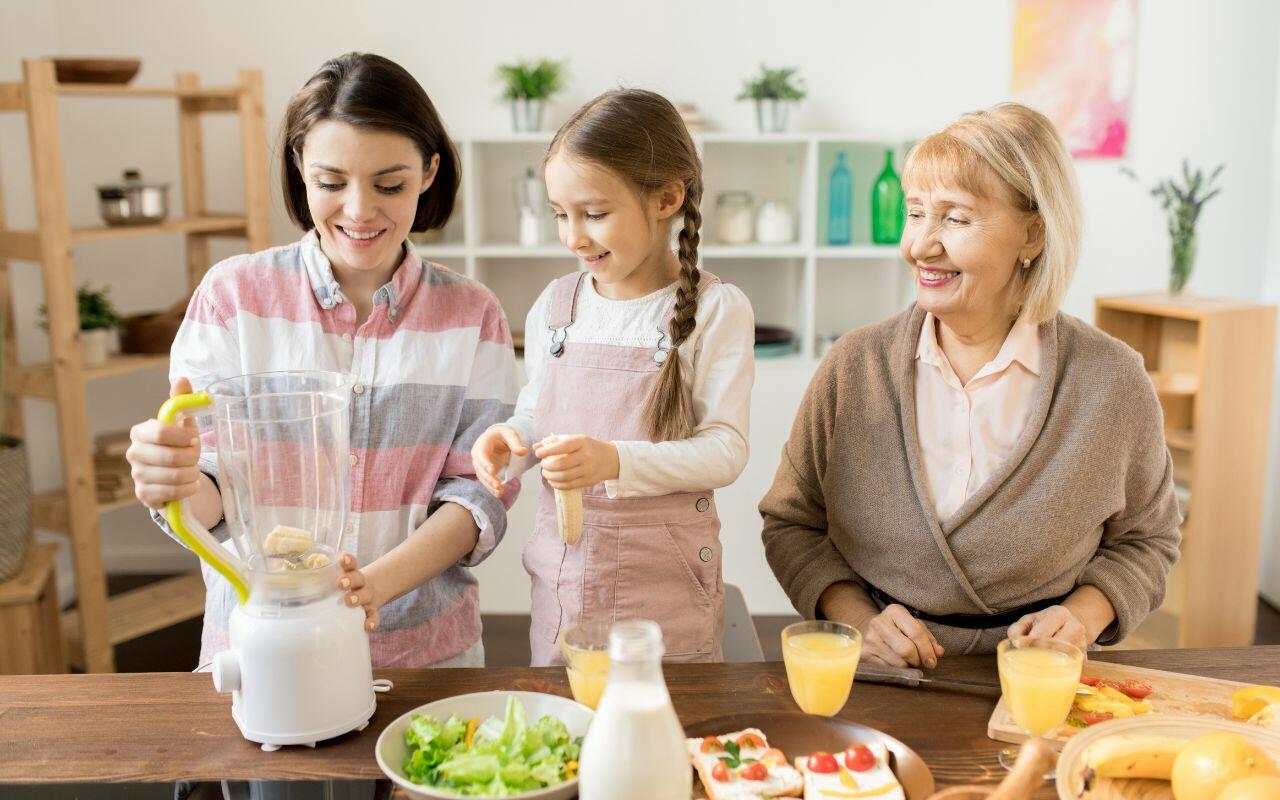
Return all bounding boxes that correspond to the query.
[1007,605,1089,653]
[860,604,945,669]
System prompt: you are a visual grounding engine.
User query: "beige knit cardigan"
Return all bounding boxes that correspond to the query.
[760,305,1182,654]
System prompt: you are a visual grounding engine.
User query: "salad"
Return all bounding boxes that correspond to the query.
[402,696,583,796]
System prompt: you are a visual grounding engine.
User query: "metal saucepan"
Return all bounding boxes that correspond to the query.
[97,169,169,225]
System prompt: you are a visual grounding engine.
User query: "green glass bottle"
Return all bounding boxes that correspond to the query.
[871,149,904,244]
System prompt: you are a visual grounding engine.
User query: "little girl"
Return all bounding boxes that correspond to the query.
[127,53,521,669]
[472,89,755,665]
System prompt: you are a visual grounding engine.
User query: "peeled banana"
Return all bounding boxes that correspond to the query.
[541,435,583,546]
[264,524,314,557]
[1083,733,1185,780]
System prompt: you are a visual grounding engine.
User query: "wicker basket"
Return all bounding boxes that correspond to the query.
[0,437,32,582]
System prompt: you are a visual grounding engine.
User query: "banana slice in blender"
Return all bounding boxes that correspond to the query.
[264,525,314,557]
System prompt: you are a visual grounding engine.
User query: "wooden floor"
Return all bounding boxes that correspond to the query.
[103,575,1280,673]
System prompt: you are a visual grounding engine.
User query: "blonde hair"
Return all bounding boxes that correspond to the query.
[547,89,703,441]
[902,102,1082,323]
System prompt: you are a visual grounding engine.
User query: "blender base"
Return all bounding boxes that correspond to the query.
[232,696,377,751]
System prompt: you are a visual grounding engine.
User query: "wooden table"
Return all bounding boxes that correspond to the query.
[2,647,1278,798]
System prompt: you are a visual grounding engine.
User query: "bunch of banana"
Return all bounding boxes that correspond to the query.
[541,434,583,545]
[1083,733,1186,780]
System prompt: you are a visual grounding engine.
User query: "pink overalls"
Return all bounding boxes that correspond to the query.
[523,272,726,666]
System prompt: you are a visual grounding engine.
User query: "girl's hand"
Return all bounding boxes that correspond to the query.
[858,604,944,670]
[338,552,382,632]
[534,435,620,490]
[470,424,527,498]
[128,377,203,509]
[1007,604,1089,653]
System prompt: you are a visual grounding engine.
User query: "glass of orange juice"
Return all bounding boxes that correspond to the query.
[561,621,611,709]
[781,620,862,716]
[996,637,1084,772]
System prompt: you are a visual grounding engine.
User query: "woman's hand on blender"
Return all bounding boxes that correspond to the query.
[338,553,382,632]
[470,424,527,499]
[127,377,203,510]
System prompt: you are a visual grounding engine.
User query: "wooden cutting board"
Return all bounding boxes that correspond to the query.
[987,658,1253,745]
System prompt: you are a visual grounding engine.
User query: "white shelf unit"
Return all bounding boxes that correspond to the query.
[412,133,915,366]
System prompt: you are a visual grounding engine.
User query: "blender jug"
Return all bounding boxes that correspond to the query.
[159,371,381,750]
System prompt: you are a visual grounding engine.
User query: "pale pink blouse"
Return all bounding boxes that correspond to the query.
[915,312,1041,522]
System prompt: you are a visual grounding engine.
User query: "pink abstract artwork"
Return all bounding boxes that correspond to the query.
[1011,0,1138,158]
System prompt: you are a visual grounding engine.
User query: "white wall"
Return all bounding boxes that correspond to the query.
[3,0,1279,612]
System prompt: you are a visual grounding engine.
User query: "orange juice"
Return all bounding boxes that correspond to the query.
[997,643,1081,736]
[782,627,862,716]
[566,647,610,709]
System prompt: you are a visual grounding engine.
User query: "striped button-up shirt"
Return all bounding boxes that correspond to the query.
[153,232,521,667]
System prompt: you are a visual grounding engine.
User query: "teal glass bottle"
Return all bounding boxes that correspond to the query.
[871,149,904,244]
[827,151,852,245]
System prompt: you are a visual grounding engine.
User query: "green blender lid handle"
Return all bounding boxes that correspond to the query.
[158,391,250,605]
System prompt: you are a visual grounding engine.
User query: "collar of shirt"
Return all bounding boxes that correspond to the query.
[916,310,1041,387]
[299,230,424,320]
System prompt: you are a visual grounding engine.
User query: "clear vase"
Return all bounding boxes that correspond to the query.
[1170,233,1196,293]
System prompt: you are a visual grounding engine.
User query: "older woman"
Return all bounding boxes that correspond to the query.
[761,103,1181,668]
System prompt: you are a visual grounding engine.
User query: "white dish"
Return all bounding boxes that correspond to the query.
[375,690,594,800]
[1055,713,1280,800]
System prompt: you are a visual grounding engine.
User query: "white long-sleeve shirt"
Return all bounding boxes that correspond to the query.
[505,274,755,497]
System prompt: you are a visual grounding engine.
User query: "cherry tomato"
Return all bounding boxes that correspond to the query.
[806,752,839,774]
[844,744,877,772]
[700,736,723,753]
[761,748,788,767]
[1080,675,1101,687]
[735,732,767,750]
[1118,679,1153,699]
[738,762,768,781]
[1081,711,1115,725]
[711,761,731,782]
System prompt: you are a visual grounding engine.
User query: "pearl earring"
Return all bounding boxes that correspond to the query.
[1022,257,1031,269]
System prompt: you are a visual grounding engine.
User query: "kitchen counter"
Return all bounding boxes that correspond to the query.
[2,646,1278,798]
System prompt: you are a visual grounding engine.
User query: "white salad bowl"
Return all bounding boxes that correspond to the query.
[376,690,594,800]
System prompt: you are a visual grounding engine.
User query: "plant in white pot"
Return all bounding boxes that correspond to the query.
[0,310,32,582]
[39,283,121,368]
[497,59,565,133]
[737,64,807,134]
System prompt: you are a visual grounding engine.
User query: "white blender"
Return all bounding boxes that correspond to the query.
[159,371,382,750]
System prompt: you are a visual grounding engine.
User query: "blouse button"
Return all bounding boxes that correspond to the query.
[342,333,353,343]
[349,453,359,467]
[696,498,710,512]
[353,383,365,395]
[699,547,713,563]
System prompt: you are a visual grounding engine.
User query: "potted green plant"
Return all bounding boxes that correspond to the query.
[497,59,565,133]
[1122,160,1224,293]
[737,64,807,134]
[39,283,122,367]
[0,310,31,582]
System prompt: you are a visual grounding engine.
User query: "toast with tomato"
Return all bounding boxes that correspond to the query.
[793,742,905,800]
[686,728,803,799]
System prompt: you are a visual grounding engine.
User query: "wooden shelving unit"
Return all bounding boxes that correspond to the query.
[0,59,270,672]
[1096,293,1276,648]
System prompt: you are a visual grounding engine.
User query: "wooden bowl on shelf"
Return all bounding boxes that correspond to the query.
[52,58,140,85]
